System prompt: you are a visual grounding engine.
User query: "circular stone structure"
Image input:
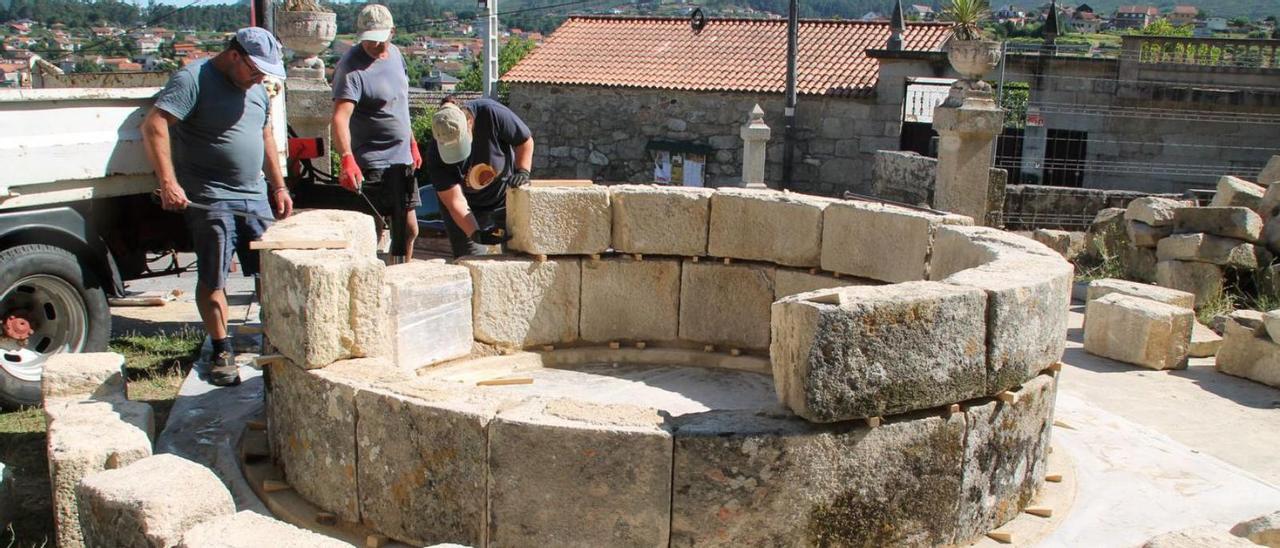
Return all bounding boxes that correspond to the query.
[259,186,1071,547]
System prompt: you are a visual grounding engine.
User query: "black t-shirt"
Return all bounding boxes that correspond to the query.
[425,98,532,210]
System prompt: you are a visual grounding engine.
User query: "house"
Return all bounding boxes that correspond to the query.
[6,22,30,34]
[1205,17,1229,31]
[90,26,122,38]
[134,35,163,55]
[1113,5,1158,30]
[1071,11,1102,33]
[0,61,29,87]
[1167,5,1197,27]
[503,16,950,191]
[100,57,142,71]
[1075,3,1094,14]
[421,70,459,91]
[907,5,936,21]
[172,42,199,57]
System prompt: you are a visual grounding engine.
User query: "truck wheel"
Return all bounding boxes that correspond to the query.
[0,244,111,408]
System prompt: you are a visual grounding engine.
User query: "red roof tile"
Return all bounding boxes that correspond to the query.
[504,16,950,98]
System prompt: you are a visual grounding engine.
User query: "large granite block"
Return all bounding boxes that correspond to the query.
[1156,260,1224,308]
[1216,319,1280,388]
[382,261,472,372]
[261,249,384,368]
[610,184,713,256]
[707,188,828,267]
[508,185,611,255]
[679,261,775,350]
[1125,197,1184,227]
[773,268,876,300]
[179,511,351,548]
[489,398,672,547]
[1156,233,1257,269]
[821,201,937,282]
[1084,294,1193,370]
[670,410,966,547]
[1172,207,1263,242]
[771,282,988,422]
[77,454,234,548]
[929,225,1060,281]
[460,256,581,348]
[1086,278,1195,309]
[1126,220,1172,248]
[580,258,680,343]
[1210,175,1266,212]
[41,352,126,401]
[259,209,378,259]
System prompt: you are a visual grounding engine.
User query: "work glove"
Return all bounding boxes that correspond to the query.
[470,225,510,246]
[339,153,363,192]
[508,168,531,188]
[410,138,423,170]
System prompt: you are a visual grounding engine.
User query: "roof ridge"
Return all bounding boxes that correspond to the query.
[564,14,950,26]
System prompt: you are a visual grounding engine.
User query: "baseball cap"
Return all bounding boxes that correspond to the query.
[234,27,286,79]
[357,4,394,43]
[432,104,472,165]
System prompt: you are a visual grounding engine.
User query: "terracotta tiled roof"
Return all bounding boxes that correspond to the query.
[504,16,951,98]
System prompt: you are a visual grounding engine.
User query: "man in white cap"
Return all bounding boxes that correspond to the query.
[332,3,421,260]
[425,95,534,257]
[141,27,292,386]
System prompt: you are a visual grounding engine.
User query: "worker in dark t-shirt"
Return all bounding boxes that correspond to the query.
[425,96,533,257]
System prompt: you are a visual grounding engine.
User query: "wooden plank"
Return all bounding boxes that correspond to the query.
[476,377,534,387]
[253,354,285,368]
[246,419,267,431]
[234,323,264,335]
[866,416,882,428]
[249,239,347,250]
[986,531,1013,543]
[1025,506,1053,518]
[529,179,594,187]
[1045,473,1064,483]
[997,391,1020,405]
[634,341,647,349]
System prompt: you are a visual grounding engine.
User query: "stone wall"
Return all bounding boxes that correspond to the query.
[506,85,900,196]
[1003,184,1184,230]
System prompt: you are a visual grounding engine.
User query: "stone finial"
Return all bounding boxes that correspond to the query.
[748,104,765,125]
[741,104,772,187]
[888,0,905,51]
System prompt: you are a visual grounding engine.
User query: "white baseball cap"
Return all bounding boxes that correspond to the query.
[432,104,472,165]
[356,4,394,43]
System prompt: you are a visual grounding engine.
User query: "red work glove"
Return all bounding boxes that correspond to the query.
[339,153,363,192]
[410,138,423,170]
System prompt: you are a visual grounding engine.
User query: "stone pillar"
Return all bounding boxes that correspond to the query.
[285,79,333,166]
[933,87,1004,225]
[276,12,337,170]
[740,104,771,189]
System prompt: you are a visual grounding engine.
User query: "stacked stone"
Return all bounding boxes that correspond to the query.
[1124,196,1183,283]
[1215,309,1280,388]
[1255,157,1280,290]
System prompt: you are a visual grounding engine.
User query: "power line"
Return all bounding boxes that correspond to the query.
[995,158,1264,178]
[1000,71,1280,95]
[994,135,1276,152]
[396,0,617,33]
[1028,101,1280,125]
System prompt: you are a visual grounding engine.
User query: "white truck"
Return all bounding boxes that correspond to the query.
[0,85,288,407]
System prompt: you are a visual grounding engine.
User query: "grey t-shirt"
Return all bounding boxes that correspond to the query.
[332,44,412,170]
[154,60,269,202]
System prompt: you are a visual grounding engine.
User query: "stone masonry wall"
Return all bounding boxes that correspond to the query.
[507,84,900,196]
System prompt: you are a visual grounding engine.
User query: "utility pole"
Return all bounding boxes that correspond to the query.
[782,0,797,189]
[479,0,499,99]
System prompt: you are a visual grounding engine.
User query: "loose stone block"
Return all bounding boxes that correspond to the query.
[1125,196,1185,227]
[1210,175,1266,212]
[1156,260,1224,308]
[679,261,775,350]
[77,454,234,548]
[1216,319,1280,388]
[261,249,384,368]
[460,256,581,348]
[179,510,351,548]
[707,188,829,267]
[1172,206,1263,242]
[382,261,472,372]
[508,185,611,255]
[1260,155,1280,186]
[1084,294,1193,370]
[1265,309,1280,342]
[41,352,126,401]
[670,410,966,547]
[488,398,672,547]
[957,375,1057,541]
[771,282,988,422]
[1032,228,1084,259]
[1086,278,1195,309]
[610,184,713,256]
[1156,233,1257,269]
[1231,310,1267,331]
[580,258,680,343]
[1126,220,1172,248]
[1190,321,1223,358]
[1144,527,1258,548]
[259,209,378,259]
[821,200,939,282]
[1231,510,1280,547]
[773,268,876,300]
[1261,181,1280,219]
[46,398,155,548]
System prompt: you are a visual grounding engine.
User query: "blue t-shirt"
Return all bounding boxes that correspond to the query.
[332,44,413,169]
[154,60,270,202]
[426,98,532,210]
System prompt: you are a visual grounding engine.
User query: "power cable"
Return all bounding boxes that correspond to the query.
[999,71,1280,94]
[395,0,619,33]
[24,0,218,61]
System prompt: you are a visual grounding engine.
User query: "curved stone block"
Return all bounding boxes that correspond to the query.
[820,201,945,282]
[261,249,385,369]
[773,268,878,301]
[180,510,351,548]
[679,261,775,350]
[508,185,611,255]
[41,352,126,401]
[770,282,988,422]
[707,188,829,267]
[610,184,713,256]
[77,454,234,548]
[929,225,1060,281]
[260,209,378,259]
[460,256,581,348]
[581,257,681,343]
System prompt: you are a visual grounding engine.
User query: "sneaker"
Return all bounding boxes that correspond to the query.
[209,350,241,387]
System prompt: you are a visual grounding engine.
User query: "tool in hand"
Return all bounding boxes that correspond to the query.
[152,190,275,223]
[354,188,387,231]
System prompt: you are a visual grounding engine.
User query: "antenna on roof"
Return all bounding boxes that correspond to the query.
[888,0,905,51]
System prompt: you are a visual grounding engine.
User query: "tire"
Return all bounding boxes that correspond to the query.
[0,244,111,408]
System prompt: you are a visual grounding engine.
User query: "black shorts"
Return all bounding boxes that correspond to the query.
[363,164,421,213]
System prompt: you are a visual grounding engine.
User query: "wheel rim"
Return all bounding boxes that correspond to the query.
[0,274,88,382]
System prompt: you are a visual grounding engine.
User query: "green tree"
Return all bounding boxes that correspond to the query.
[455,36,535,100]
[1134,19,1194,37]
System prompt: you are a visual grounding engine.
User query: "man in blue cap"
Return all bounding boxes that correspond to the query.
[141,27,292,386]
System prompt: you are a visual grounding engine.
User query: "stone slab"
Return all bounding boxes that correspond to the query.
[1084,294,1193,370]
[1190,321,1224,358]
[1172,207,1263,242]
[1231,510,1280,547]
[957,374,1057,541]
[1156,233,1257,269]
[488,398,672,547]
[261,249,384,369]
[1086,278,1195,309]
[580,257,681,343]
[1210,176,1266,212]
[460,256,580,348]
[1231,310,1267,331]
[1265,310,1280,343]
[1032,228,1084,259]
[1143,527,1258,548]
[259,209,378,259]
[679,261,775,350]
[773,268,876,300]
[1126,197,1185,227]
[1261,182,1280,219]
[1156,260,1224,309]
[76,453,234,548]
[707,188,829,267]
[770,282,988,422]
[508,185,611,255]
[1127,220,1172,248]
[40,352,126,401]
[610,184,713,256]
[179,510,351,548]
[1216,319,1280,388]
[821,200,939,282]
[670,410,966,547]
[382,261,472,372]
[1260,155,1280,186]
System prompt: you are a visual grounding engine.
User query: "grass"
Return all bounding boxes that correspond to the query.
[0,327,202,548]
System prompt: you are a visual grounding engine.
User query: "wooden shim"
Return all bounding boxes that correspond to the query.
[476,377,534,387]
[315,512,337,526]
[729,348,741,357]
[529,179,593,187]
[703,344,715,353]
[590,254,601,261]
[365,535,389,548]
[609,341,621,350]
[635,341,647,349]
[1025,507,1053,518]
[541,344,555,352]
[1052,419,1075,430]
[946,403,962,417]
[866,416,882,428]
[833,272,842,279]
[262,479,291,493]
[534,254,548,262]
[723,257,732,265]
[246,419,267,431]
[690,256,700,263]
[234,323,263,335]
[1045,473,1063,483]
[633,253,643,261]
[1048,362,1063,372]
[253,354,285,368]
[997,391,1020,405]
[249,240,346,250]
[108,296,167,307]
[986,531,1013,544]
